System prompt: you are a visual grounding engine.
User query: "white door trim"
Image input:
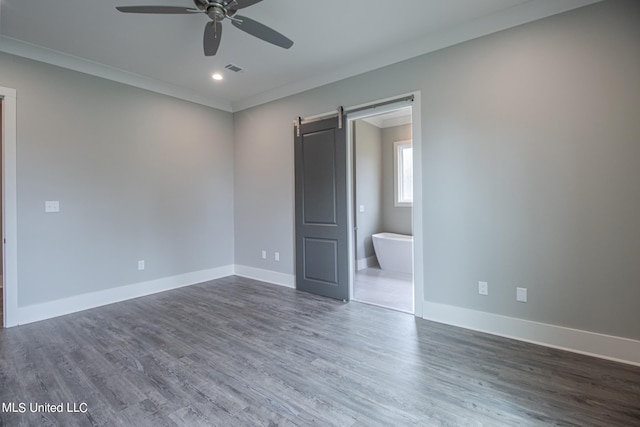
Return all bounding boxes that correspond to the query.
[1,86,18,327]
[411,92,424,318]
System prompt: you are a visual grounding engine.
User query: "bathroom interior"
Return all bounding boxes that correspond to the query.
[352,107,414,313]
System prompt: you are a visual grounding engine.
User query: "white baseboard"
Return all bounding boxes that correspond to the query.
[20,266,637,366]
[356,256,378,271]
[233,265,296,289]
[423,301,640,367]
[16,265,234,326]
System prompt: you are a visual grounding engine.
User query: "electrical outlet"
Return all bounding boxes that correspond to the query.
[261,250,267,260]
[45,201,60,213]
[478,281,488,296]
[275,252,280,262]
[517,287,528,303]
[138,260,145,271]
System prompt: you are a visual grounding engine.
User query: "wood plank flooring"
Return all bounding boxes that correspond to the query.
[1,276,639,426]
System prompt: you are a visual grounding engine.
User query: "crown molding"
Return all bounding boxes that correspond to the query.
[231,0,602,112]
[1,0,601,113]
[0,36,233,112]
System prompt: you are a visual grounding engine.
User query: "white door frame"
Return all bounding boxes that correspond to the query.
[1,86,18,327]
[346,91,423,317]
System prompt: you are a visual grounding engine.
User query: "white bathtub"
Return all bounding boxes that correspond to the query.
[372,232,413,275]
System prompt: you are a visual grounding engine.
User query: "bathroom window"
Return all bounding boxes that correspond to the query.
[394,140,413,207]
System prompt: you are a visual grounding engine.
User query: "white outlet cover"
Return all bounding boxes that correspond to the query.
[478,281,488,295]
[517,287,528,302]
[45,201,60,213]
[275,252,280,261]
[261,250,267,259]
[138,260,145,270]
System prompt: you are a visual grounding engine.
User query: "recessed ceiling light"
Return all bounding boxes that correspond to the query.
[212,73,223,81]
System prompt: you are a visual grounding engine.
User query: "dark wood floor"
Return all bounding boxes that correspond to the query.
[1,276,639,426]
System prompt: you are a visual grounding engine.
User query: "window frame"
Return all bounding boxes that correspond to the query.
[393,140,413,207]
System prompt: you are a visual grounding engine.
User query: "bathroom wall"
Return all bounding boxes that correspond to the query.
[381,123,412,235]
[354,120,383,266]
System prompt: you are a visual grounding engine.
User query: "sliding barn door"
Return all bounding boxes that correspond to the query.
[294,114,349,301]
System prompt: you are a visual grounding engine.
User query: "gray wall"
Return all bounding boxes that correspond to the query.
[354,120,383,261]
[381,123,412,235]
[233,0,640,340]
[0,52,235,306]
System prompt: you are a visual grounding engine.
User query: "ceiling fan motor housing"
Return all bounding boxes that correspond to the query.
[193,0,210,10]
[194,0,237,21]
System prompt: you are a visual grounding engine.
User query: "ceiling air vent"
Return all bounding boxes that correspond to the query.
[225,63,244,73]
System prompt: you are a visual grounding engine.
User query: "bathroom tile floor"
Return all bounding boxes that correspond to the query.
[353,267,413,313]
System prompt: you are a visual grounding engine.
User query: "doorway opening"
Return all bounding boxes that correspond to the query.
[294,92,423,317]
[349,107,414,313]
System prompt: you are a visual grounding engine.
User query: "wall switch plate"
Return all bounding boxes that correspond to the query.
[45,201,60,213]
[517,287,528,302]
[138,260,145,271]
[478,281,489,296]
[275,252,280,261]
[261,250,267,260]
[359,205,365,213]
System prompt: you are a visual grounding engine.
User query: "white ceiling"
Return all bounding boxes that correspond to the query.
[0,0,600,112]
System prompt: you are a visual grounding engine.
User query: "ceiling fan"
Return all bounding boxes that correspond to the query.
[116,0,293,56]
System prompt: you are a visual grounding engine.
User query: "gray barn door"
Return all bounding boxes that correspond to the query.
[294,114,349,301]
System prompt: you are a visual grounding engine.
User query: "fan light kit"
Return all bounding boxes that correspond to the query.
[116,0,294,56]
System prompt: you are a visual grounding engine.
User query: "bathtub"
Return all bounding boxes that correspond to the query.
[372,232,413,275]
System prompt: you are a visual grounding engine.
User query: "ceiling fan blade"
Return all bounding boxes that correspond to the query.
[204,21,223,56]
[228,0,263,9]
[232,15,293,49]
[116,6,199,14]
